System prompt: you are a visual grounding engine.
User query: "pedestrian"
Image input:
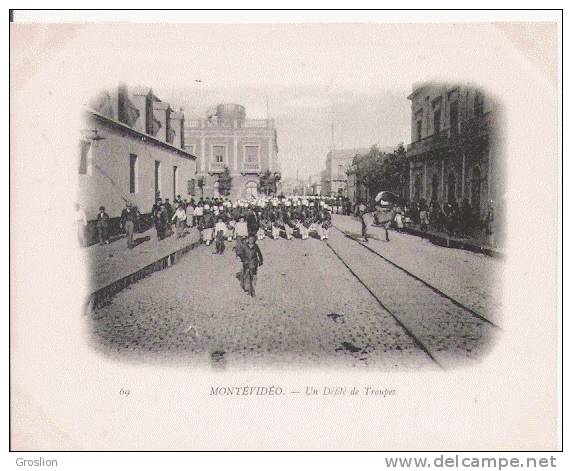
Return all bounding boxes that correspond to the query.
[172,203,187,238]
[120,201,138,249]
[201,209,214,246]
[96,206,110,245]
[75,203,88,247]
[358,201,369,242]
[239,234,264,297]
[214,216,227,254]
[186,200,195,228]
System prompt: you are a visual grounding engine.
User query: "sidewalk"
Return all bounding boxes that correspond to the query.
[398,225,504,258]
[82,225,201,309]
[336,215,503,257]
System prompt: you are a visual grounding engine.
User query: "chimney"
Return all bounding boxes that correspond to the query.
[168,111,185,148]
[130,86,151,133]
[152,101,172,142]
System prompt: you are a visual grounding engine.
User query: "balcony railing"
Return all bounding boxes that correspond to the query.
[407,129,451,157]
[186,118,275,129]
[209,161,226,173]
[242,161,261,174]
[407,112,491,158]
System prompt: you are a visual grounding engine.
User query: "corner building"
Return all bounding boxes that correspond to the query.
[406,82,502,220]
[184,104,280,200]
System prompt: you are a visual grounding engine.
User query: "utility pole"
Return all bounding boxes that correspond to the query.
[330,123,335,152]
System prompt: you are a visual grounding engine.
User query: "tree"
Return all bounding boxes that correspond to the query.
[217,167,232,197]
[258,170,281,196]
[197,176,205,198]
[347,143,409,201]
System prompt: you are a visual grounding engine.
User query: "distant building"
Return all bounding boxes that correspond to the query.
[79,85,196,238]
[321,148,370,197]
[406,82,500,219]
[308,173,323,196]
[184,104,280,200]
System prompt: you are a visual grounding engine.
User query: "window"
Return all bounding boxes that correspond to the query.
[449,102,459,135]
[433,109,441,135]
[79,140,91,174]
[187,179,196,196]
[416,120,422,142]
[245,145,259,163]
[213,145,225,163]
[474,92,484,116]
[154,161,161,198]
[129,154,138,194]
[173,166,178,200]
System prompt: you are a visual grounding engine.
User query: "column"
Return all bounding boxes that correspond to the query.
[461,151,466,199]
[409,163,414,200]
[200,135,205,173]
[233,136,238,172]
[268,137,273,172]
[441,159,445,201]
[423,161,428,200]
[488,146,493,201]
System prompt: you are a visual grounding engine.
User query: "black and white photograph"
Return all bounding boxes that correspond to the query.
[9,10,561,453]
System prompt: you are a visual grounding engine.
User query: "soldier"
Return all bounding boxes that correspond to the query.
[201,208,214,246]
[172,203,187,238]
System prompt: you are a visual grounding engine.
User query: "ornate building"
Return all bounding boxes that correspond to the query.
[183,104,280,200]
[406,82,501,220]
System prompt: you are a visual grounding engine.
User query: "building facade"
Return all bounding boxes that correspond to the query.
[183,104,280,200]
[79,85,196,227]
[406,82,500,220]
[321,148,370,197]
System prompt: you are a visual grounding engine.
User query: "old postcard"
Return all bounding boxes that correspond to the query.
[9,11,561,451]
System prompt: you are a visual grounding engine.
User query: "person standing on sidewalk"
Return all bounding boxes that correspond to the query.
[75,203,88,247]
[96,206,110,245]
[120,202,138,249]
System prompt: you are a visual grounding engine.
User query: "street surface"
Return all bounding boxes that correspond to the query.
[89,215,501,370]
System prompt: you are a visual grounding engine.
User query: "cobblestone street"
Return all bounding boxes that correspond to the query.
[88,215,501,370]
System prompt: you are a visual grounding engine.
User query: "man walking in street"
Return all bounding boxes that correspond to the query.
[238,234,264,297]
[358,201,369,242]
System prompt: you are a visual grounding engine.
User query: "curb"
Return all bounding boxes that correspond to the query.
[401,226,503,258]
[85,239,201,314]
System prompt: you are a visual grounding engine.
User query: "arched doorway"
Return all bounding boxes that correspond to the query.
[245,181,258,199]
[471,166,481,215]
[447,172,456,203]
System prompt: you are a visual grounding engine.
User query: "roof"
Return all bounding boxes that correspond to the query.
[84,107,196,160]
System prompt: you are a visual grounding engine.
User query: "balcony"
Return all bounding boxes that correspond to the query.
[407,129,451,159]
[186,118,275,130]
[407,112,491,160]
[241,161,261,174]
[208,161,226,173]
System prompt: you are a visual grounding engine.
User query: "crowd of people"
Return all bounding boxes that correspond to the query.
[363,197,495,240]
[150,194,337,250]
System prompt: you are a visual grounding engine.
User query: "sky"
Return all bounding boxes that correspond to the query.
[29,20,545,180]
